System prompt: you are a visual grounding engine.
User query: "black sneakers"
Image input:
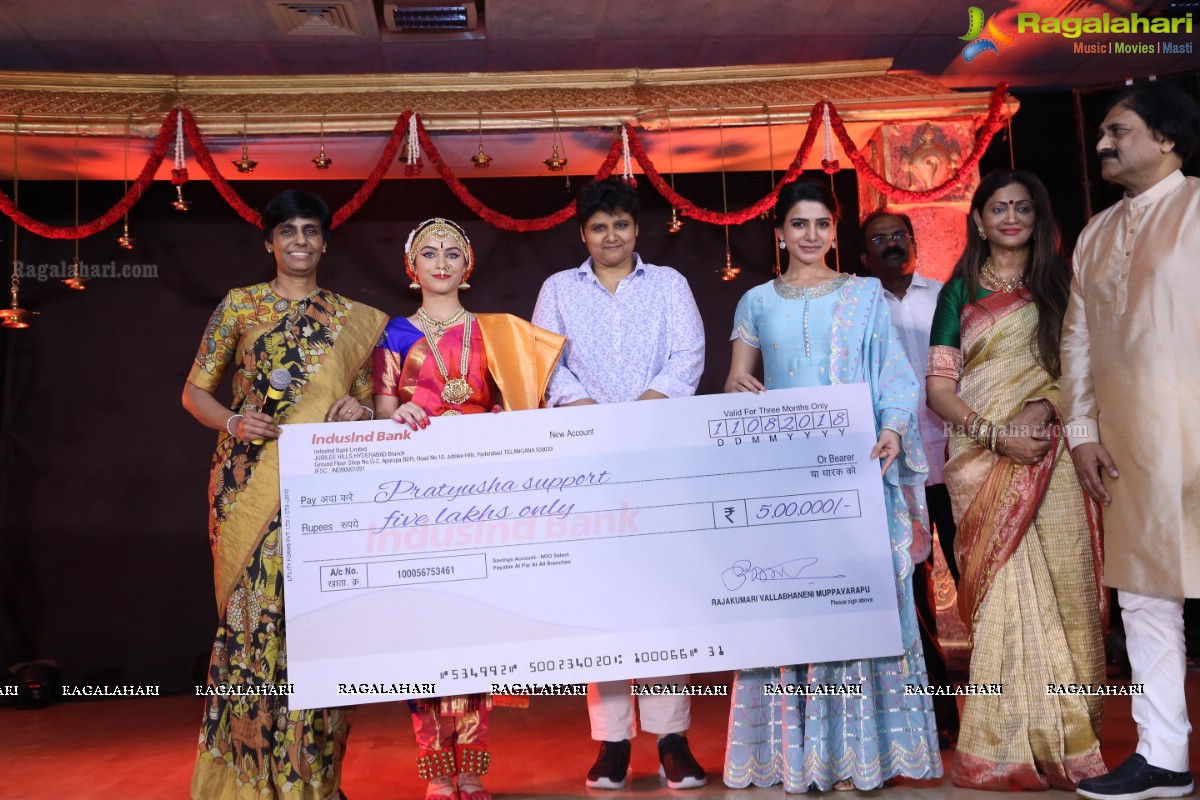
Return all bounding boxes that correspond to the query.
[658,733,708,790]
[1077,754,1194,800]
[585,740,631,789]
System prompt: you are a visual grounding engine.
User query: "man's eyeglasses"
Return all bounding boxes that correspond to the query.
[869,232,912,247]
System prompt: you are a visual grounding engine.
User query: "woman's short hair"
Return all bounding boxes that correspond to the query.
[261,190,333,242]
[576,177,640,227]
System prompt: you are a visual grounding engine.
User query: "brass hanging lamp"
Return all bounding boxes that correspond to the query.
[116,117,135,250]
[470,110,492,168]
[666,108,683,233]
[716,115,741,282]
[63,128,87,290]
[312,116,332,169]
[1,115,35,328]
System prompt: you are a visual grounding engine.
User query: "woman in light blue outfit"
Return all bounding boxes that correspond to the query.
[723,179,943,792]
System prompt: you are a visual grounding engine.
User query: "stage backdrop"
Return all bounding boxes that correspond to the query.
[0,89,1105,691]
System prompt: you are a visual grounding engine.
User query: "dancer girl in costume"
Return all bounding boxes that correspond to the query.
[926,170,1105,790]
[722,178,943,792]
[184,189,387,800]
[373,217,564,800]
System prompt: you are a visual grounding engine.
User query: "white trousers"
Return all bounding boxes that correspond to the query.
[1120,590,1192,772]
[587,675,691,741]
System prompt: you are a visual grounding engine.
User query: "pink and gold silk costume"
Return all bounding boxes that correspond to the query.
[373,312,564,780]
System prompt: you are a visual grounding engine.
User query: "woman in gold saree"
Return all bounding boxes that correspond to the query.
[183,190,387,799]
[926,170,1106,790]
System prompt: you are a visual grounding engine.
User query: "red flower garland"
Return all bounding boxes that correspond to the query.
[0,83,1011,240]
[625,105,822,225]
[179,108,262,227]
[0,112,176,239]
[331,111,411,229]
[415,116,622,231]
[826,82,1010,203]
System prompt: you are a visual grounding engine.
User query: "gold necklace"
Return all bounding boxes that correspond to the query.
[417,311,473,408]
[981,257,1024,293]
[416,306,467,342]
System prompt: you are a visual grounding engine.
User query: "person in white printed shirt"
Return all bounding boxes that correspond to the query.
[858,210,959,747]
[531,176,707,790]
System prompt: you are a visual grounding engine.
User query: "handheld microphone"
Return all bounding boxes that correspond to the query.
[250,368,293,445]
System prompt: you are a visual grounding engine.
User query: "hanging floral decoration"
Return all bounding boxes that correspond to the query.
[820,102,840,174]
[0,111,176,239]
[330,111,411,229]
[0,83,1009,238]
[826,81,1010,203]
[414,115,622,232]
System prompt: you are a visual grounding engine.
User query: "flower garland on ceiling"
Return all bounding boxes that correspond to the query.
[626,104,820,225]
[827,81,1009,203]
[415,116,623,231]
[0,83,1009,238]
[0,111,176,239]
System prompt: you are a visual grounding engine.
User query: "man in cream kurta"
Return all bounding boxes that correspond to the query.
[1063,82,1200,800]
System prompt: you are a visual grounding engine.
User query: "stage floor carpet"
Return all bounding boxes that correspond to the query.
[6,671,1199,800]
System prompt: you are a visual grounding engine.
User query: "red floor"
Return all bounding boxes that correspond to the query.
[5,671,1197,800]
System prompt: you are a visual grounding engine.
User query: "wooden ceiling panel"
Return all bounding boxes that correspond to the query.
[691,38,804,69]
[0,41,55,72]
[268,40,385,73]
[592,39,702,70]
[792,35,914,62]
[597,0,715,39]
[4,0,144,41]
[485,0,603,39]
[381,40,489,73]
[0,2,1193,90]
[132,0,266,42]
[485,39,598,72]
[35,40,170,74]
[161,42,280,76]
[811,0,937,34]
[706,0,821,38]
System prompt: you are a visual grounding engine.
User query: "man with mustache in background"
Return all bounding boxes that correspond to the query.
[859,211,959,748]
[1063,81,1200,800]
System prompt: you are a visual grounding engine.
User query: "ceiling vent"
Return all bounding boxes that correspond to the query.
[383,2,479,32]
[267,3,363,37]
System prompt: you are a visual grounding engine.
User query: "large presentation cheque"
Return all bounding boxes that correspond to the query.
[279,383,902,710]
